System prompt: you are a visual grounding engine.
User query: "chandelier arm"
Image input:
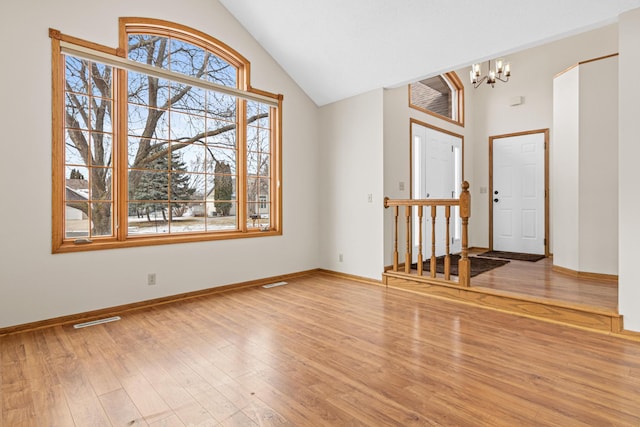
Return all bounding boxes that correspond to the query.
[473,75,488,89]
[495,76,510,83]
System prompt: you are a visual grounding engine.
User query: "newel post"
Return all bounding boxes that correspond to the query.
[458,181,471,287]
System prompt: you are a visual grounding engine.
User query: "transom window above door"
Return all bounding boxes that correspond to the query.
[409,72,464,126]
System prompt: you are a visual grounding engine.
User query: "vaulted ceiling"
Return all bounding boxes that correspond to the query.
[219,0,640,106]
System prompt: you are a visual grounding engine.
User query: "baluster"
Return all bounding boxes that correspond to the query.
[458,181,471,287]
[405,206,411,274]
[444,205,451,280]
[430,205,437,278]
[393,205,399,272]
[417,206,423,276]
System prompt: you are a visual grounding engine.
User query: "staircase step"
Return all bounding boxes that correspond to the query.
[382,271,622,334]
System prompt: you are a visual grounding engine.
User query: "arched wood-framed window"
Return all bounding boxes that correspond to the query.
[50,18,282,253]
[409,72,464,126]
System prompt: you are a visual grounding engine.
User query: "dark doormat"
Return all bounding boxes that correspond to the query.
[478,250,545,262]
[411,254,509,277]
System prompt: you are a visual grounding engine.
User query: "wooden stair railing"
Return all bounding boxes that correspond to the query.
[384,181,471,287]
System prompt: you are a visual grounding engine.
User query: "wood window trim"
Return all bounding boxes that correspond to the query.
[408,71,465,127]
[50,18,283,254]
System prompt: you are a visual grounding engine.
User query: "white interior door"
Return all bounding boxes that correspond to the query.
[412,123,462,261]
[492,133,545,254]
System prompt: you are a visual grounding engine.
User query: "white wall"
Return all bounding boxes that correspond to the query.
[552,57,619,275]
[319,90,384,279]
[552,68,581,271]
[0,0,320,328]
[578,57,618,275]
[468,25,619,250]
[618,8,640,332]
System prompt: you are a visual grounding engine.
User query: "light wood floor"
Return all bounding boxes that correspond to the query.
[2,272,640,426]
[417,251,618,312]
[469,255,618,312]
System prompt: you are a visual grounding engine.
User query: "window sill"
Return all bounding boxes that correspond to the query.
[52,229,282,254]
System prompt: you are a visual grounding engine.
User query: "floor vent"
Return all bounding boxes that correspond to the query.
[262,281,288,289]
[73,316,121,329]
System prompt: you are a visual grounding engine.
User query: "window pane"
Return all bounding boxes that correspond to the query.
[254,114,270,129]
[66,94,89,130]
[127,104,149,136]
[128,73,170,108]
[206,124,236,149]
[258,179,270,200]
[65,130,89,166]
[208,172,236,218]
[89,168,112,200]
[206,91,237,120]
[410,76,452,118]
[205,148,237,174]
[90,62,112,98]
[247,152,270,176]
[128,138,166,168]
[206,55,237,87]
[206,202,237,230]
[65,202,89,238]
[91,202,113,236]
[63,56,115,241]
[128,105,170,140]
[169,110,205,141]
[172,84,205,115]
[187,174,207,201]
[247,176,270,204]
[246,100,273,231]
[128,35,169,70]
[129,170,169,201]
[247,100,269,118]
[189,202,208,218]
[65,166,89,199]
[65,56,88,94]
[409,73,462,124]
[247,203,269,229]
[135,142,169,171]
[169,203,206,233]
[128,202,169,235]
[173,143,206,173]
[169,171,198,201]
[247,127,271,154]
[90,98,112,133]
[169,39,209,77]
[90,133,112,167]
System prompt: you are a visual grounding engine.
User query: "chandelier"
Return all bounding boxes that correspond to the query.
[470,59,511,88]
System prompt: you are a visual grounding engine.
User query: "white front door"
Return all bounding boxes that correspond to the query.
[412,122,462,261]
[492,131,546,255]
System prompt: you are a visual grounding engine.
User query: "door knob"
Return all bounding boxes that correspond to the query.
[494,190,499,195]
[494,198,499,203]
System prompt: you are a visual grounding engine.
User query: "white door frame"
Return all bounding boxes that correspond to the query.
[489,128,549,256]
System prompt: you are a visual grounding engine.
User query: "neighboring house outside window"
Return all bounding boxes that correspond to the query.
[409,72,464,126]
[51,18,282,253]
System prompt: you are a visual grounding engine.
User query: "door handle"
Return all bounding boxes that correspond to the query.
[494,190,499,195]
[494,198,499,203]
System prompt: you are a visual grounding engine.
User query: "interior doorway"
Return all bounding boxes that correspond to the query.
[489,129,549,256]
[410,119,463,261]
